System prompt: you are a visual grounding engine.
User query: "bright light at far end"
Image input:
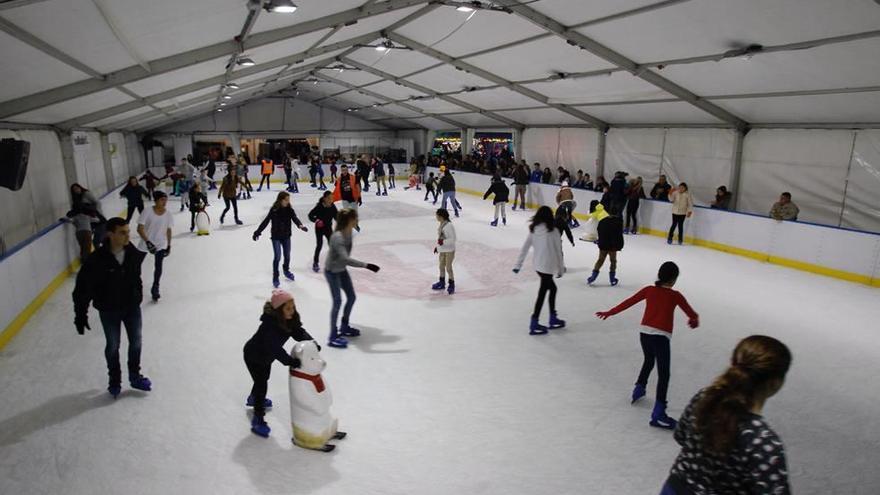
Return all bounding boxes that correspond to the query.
[265,0,297,13]
[375,45,389,52]
[456,6,474,12]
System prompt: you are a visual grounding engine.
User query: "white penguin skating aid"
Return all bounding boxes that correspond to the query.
[195,210,211,236]
[288,341,346,452]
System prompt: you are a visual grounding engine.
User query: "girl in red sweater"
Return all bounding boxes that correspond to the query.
[596,261,699,429]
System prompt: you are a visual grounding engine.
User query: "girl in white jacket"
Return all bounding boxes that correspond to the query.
[513,206,566,335]
[432,208,456,294]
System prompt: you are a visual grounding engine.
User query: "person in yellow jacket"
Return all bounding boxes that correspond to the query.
[667,182,694,245]
[258,157,274,192]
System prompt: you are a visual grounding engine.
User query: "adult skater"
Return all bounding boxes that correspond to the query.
[257,157,274,191]
[482,174,509,226]
[204,157,217,190]
[218,165,243,225]
[512,161,529,211]
[288,156,300,193]
[187,182,208,232]
[423,172,438,203]
[243,289,315,438]
[139,169,160,198]
[513,206,566,335]
[667,183,694,245]
[331,164,362,231]
[67,183,105,256]
[329,161,338,183]
[316,160,327,191]
[372,157,388,196]
[387,160,396,189]
[661,335,792,495]
[608,171,629,216]
[282,154,293,191]
[238,156,253,199]
[650,174,672,201]
[356,157,370,192]
[432,208,456,294]
[324,209,380,349]
[555,181,579,228]
[595,261,699,429]
[308,191,338,273]
[136,191,173,302]
[624,176,646,234]
[120,176,149,222]
[438,169,460,218]
[253,192,309,288]
[73,217,151,397]
[587,206,624,286]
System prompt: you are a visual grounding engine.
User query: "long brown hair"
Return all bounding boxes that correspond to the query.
[336,208,358,231]
[272,191,290,209]
[262,301,300,332]
[694,335,792,454]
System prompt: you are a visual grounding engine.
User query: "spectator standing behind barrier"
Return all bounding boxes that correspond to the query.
[530,163,543,182]
[541,167,553,184]
[624,176,646,234]
[667,183,693,245]
[512,162,530,211]
[608,171,629,216]
[770,192,799,221]
[710,186,732,210]
[660,335,792,495]
[557,166,571,185]
[594,175,609,193]
[651,175,673,201]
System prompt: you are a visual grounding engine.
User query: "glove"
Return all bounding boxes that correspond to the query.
[556,272,563,279]
[433,247,438,254]
[315,219,324,229]
[688,317,700,329]
[164,246,170,257]
[74,315,90,335]
[437,238,444,246]
[299,225,308,232]
[595,311,611,320]
[357,198,363,206]
[252,232,260,241]
[365,263,380,273]
[146,241,157,254]
[512,268,520,274]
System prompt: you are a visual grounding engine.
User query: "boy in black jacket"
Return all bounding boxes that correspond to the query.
[243,289,316,437]
[424,172,438,203]
[587,206,625,286]
[482,175,510,226]
[72,217,152,398]
[308,191,338,272]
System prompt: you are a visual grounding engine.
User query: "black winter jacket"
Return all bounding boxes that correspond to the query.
[308,202,338,232]
[597,215,624,251]
[483,180,510,204]
[73,243,147,318]
[438,174,456,193]
[255,205,305,240]
[243,313,314,366]
[513,167,529,185]
[120,184,149,205]
[188,190,208,212]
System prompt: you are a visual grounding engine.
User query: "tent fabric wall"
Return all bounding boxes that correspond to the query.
[108,132,128,184]
[605,128,665,184]
[173,135,193,164]
[660,129,735,206]
[125,133,145,176]
[521,128,600,178]
[71,130,107,196]
[842,130,880,232]
[739,129,853,226]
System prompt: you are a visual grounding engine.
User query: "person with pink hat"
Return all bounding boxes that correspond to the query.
[242,289,316,438]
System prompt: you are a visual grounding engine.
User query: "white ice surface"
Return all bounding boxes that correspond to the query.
[1,183,879,494]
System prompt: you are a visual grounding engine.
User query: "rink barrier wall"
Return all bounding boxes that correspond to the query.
[0,186,128,351]
[431,168,880,288]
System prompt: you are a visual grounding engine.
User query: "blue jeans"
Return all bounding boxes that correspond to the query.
[324,270,356,340]
[659,481,678,494]
[271,238,291,277]
[99,306,143,386]
[441,191,459,213]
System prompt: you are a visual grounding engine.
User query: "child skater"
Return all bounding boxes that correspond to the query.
[253,192,309,287]
[587,206,624,286]
[139,169,160,200]
[308,191,338,273]
[324,209,381,348]
[188,182,208,233]
[243,289,316,438]
[595,261,699,429]
[317,161,327,190]
[513,206,565,335]
[387,161,396,189]
[431,208,456,294]
[424,172,438,203]
[482,174,509,227]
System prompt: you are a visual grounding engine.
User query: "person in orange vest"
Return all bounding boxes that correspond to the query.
[331,164,362,232]
[257,157,274,192]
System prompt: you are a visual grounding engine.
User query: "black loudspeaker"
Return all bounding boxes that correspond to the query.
[0,139,30,191]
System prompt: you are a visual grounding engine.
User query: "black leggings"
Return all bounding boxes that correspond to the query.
[258,174,271,189]
[625,200,640,231]
[126,203,144,223]
[424,188,438,201]
[668,214,685,242]
[637,333,671,403]
[244,357,271,417]
[532,272,557,318]
[221,197,239,221]
[313,227,332,264]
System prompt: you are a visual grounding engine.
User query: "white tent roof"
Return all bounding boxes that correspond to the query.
[1,0,879,132]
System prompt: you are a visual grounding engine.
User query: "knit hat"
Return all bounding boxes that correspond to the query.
[270,289,294,309]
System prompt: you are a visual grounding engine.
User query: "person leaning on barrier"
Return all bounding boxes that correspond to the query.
[769,192,799,221]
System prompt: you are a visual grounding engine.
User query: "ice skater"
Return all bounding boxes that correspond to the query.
[595,261,699,429]
[668,183,693,245]
[438,169,460,217]
[324,209,380,349]
[423,172,438,203]
[73,217,152,398]
[587,206,624,286]
[624,176,645,234]
[432,208,456,294]
[513,206,566,335]
[482,174,509,226]
[218,165,243,225]
[253,191,309,288]
[387,161,396,189]
[512,161,529,211]
[331,164,362,231]
[120,176,149,222]
[308,191,338,273]
[243,289,315,438]
[316,161,327,190]
[187,182,208,233]
[136,191,173,302]
[372,157,388,196]
[139,169,160,200]
[258,157,274,191]
[556,181,579,228]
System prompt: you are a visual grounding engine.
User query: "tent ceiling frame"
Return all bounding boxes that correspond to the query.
[0,16,103,78]
[91,0,151,72]
[0,0,52,11]
[493,0,748,130]
[340,56,525,128]
[311,73,431,129]
[0,0,428,119]
[385,33,607,129]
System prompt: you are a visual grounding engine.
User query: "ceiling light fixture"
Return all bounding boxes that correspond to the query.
[217,108,223,112]
[263,0,298,13]
[456,5,474,12]
[236,55,256,66]
[222,95,232,100]
[225,83,240,90]
[220,102,227,106]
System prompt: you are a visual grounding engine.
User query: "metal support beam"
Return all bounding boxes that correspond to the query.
[223,5,262,80]
[58,34,375,129]
[386,33,608,129]
[596,129,606,180]
[0,0,427,119]
[0,0,53,11]
[99,133,116,188]
[92,0,151,72]
[340,57,525,128]
[493,0,748,130]
[56,131,79,189]
[728,128,746,211]
[0,17,103,78]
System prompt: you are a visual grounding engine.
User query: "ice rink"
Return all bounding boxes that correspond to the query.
[1,183,879,495]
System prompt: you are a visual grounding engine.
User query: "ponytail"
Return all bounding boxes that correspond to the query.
[694,335,792,454]
[336,208,358,231]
